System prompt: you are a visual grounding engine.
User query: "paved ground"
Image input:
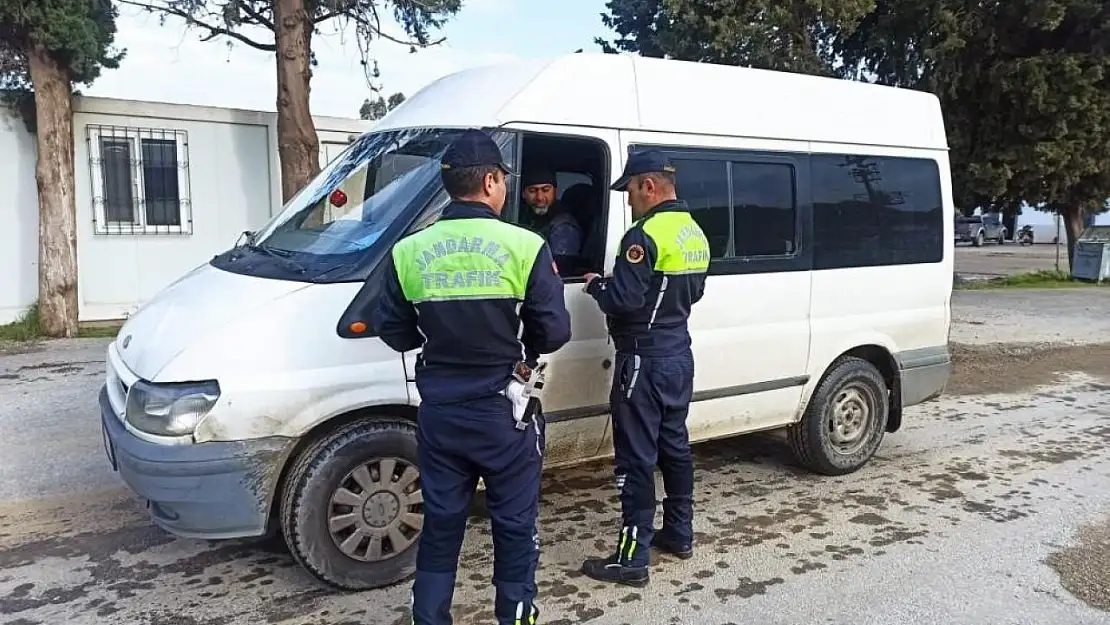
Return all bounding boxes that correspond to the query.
[2,290,1110,625]
[951,288,1110,347]
[954,242,1068,277]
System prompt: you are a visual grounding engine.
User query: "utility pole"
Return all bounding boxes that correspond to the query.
[1055,212,1061,272]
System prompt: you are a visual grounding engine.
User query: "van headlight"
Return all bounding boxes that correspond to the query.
[125,380,221,437]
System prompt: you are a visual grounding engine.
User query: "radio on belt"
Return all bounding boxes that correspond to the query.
[512,361,547,429]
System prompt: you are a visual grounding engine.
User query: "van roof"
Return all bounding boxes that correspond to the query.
[373,53,949,152]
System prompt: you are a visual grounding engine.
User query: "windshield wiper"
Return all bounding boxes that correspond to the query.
[248,242,307,274]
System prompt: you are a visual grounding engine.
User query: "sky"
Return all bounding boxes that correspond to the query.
[83,0,613,119]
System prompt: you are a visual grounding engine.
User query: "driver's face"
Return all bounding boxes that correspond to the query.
[523,183,556,215]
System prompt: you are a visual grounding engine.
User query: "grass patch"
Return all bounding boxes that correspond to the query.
[0,303,42,341]
[79,323,124,338]
[955,269,1108,290]
[0,302,123,342]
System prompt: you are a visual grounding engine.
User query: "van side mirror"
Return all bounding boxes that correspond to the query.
[236,230,256,247]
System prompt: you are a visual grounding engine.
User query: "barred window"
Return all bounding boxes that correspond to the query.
[87,125,192,235]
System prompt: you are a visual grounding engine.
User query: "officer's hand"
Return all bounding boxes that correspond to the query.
[582,272,600,291]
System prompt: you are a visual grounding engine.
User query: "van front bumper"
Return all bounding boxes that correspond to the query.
[99,385,296,540]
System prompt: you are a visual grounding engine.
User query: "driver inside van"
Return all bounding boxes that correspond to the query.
[521,169,583,275]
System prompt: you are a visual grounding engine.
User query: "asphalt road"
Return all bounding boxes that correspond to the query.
[2,290,1110,625]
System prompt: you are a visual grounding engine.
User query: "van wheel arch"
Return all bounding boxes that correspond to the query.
[265,404,418,540]
[788,345,901,476]
[838,345,901,433]
[275,406,423,591]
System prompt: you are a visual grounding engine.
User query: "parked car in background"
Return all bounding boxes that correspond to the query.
[955,214,1007,246]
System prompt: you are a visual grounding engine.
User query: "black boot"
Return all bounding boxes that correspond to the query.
[580,552,649,588]
[652,529,693,560]
[580,527,649,588]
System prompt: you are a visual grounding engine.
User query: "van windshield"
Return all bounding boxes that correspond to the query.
[212,127,511,283]
[255,128,459,256]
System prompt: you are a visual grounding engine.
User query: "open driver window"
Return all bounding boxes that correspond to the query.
[506,132,610,281]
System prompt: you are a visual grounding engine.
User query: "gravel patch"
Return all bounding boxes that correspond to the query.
[1047,516,1110,612]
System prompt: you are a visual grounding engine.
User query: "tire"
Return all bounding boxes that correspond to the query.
[997,232,1006,244]
[973,231,984,247]
[788,357,889,476]
[280,418,422,591]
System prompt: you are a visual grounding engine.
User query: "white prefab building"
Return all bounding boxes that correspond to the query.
[0,96,371,324]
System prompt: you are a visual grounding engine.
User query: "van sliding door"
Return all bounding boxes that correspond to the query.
[616,131,815,441]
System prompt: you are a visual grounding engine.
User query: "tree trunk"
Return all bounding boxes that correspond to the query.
[1059,204,1088,272]
[26,43,79,338]
[274,0,320,203]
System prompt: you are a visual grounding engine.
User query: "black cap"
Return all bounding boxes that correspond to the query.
[610,149,676,191]
[441,129,516,175]
[521,169,556,188]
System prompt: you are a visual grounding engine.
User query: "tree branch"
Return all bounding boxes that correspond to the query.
[315,5,445,49]
[116,0,276,51]
[238,2,275,31]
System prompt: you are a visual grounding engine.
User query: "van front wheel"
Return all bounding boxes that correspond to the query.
[280,418,422,591]
[788,357,889,476]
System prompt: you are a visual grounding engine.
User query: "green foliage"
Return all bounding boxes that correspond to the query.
[597,0,876,75]
[0,302,42,342]
[596,0,669,58]
[360,90,404,120]
[0,301,123,342]
[0,0,124,130]
[118,0,460,88]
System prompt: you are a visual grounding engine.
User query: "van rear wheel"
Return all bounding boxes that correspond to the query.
[280,418,422,590]
[788,357,888,476]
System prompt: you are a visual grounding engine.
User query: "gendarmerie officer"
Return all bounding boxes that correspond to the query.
[578,150,710,587]
[373,129,572,623]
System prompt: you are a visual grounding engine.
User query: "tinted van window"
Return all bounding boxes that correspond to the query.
[671,159,731,258]
[811,155,943,269]
[672,158,797,261]
[731,162,796,257]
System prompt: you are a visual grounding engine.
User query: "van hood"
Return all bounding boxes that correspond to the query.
[114,262,312,380]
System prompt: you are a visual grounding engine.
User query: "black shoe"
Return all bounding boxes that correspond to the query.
[652,531,693,559]
[580,553,649,588]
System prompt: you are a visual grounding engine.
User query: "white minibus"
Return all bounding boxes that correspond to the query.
[98,52,953,590]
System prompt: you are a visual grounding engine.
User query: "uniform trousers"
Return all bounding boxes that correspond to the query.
[412,395,544,624]
[610,349,695,566]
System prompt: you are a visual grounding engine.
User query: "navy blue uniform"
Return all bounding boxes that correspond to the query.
[377,201,569,403]
[587,201,706,356]
[580,151,710,587]
[374,130,571,624]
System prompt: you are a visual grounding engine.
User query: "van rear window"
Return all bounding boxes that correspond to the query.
[811,155,944,269]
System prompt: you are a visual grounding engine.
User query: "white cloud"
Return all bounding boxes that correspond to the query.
[83,8,526,118]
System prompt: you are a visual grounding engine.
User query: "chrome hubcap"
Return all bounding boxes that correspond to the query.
[828,386,871,455]
[328,457,423,562]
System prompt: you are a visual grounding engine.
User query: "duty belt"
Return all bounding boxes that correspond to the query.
[612,336,656,353]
